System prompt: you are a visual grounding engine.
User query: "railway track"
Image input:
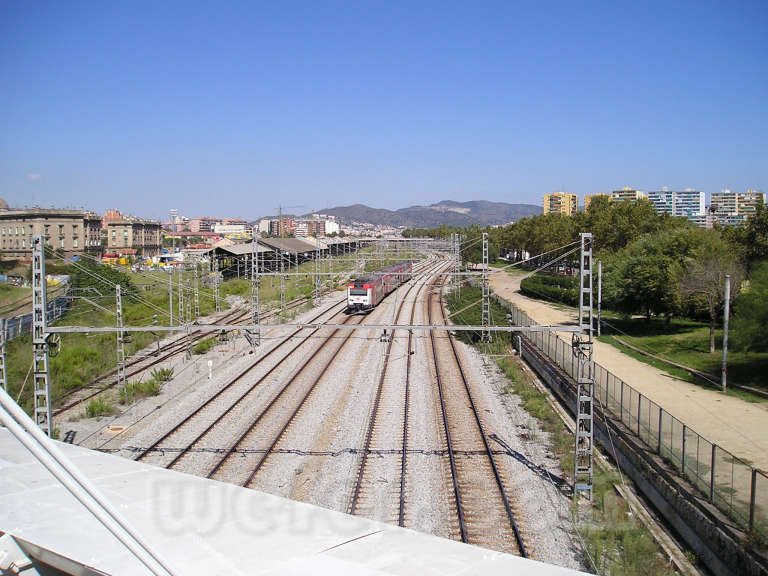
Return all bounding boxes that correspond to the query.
[131,299,350,468]
[203,259,441,488]
[347,262,447,525]
[52,295,313,416]
[427,279,528,557]
[205,312,365,485]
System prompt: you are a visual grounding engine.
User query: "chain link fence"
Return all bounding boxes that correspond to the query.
[493,293,767,537]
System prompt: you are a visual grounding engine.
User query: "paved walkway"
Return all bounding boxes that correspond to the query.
[490,269,768,472]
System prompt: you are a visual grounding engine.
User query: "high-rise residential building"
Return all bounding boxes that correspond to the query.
[611,187,646,202]
[647,188,707,226]
[584,193,611,211]
[543,192,578,216]
[710,189,766,226]
[0,204,102,261]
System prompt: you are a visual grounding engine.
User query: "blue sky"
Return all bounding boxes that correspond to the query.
[1,1,766,220]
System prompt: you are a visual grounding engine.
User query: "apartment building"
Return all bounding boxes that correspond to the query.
[611,187,647,202]
[188,216,219,233]
[0,204,102,260]
[647,188,707,226]
[710,189,766,226]
[106,218,162,257]
[543,192,578,216]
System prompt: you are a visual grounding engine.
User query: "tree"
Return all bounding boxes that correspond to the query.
[731,261,768,352]
[677,230,745,353]
[743,204,768,266]
[603,228,700,321]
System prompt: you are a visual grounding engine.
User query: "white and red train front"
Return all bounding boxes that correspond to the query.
[347,280,373,312]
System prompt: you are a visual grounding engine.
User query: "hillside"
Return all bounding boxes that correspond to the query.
[317,200,540,228]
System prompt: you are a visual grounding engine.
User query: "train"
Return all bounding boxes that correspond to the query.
[347,260,412,313]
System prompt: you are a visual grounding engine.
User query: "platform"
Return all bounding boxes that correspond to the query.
[0,428,586,575]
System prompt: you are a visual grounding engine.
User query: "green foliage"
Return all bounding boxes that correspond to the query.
[192,336,216,355]
[742,204,768,266]
[151,367,174,381]
[519,274,578,306]
[732,261,768,352]
[119,379,161,404]
[603,227,706,319]
[85,397,115,418]
[444,286,512,345]
[50,346,102,391]
[71,258,135,299]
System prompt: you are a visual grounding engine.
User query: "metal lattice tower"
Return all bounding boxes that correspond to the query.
[193,263,200,320]
[32,235,52,436]
[314,236,321,306]
[115,284,126,389]
[0,318,6,392]
[454,233,462,298]
[279,251,286,321]
[213,256,220,312]
[481,232,491,343]
[168,268,174,326]
[250,236,260,346]
[573,232,595,499]
[177,267,184,325]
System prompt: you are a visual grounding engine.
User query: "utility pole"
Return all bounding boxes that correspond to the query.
[32,235,52,436]
[213,256,220,312]
[116,284,126,389]
[250,234,260,346]
[722,274,731,392]
[0,319,6,392]
[573,232,595,500]
[168,268,173,326]
[177,266,184,325]
[193,262,200,320]
[481,232,491,343]
[597,260,602,337]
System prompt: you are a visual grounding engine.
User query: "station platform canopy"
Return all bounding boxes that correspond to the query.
[0,429,586,576]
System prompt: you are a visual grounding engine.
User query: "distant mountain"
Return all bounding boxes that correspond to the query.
[316,200,540,228]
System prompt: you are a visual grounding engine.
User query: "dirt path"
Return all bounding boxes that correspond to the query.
[491,269,768,472]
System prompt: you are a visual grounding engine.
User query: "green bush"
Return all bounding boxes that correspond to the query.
[85,397,115,418]
[520,274,578,306]
[192,337,216,355]
[119,379,161,404]
[151,367,175,381]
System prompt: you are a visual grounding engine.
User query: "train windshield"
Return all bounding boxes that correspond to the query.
[349,287,368,295]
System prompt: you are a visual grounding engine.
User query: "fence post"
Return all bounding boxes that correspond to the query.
[750,468,757,532]
[657,409,663,454]
[620,381,625,423]
[637,394,642,437]
[710,444,717,503]
[681,424,687,475]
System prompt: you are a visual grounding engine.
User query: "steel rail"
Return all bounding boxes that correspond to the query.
[206,313,363,483]
[347,263,440,516]
[52,296,314,416]
[437,285,528,557]
[227,260,440,488]
[427,288,468,543]
[51,306,247,415]
[134,300,348,463]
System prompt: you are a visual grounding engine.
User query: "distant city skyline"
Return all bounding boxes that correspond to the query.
[1,1,766,221]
